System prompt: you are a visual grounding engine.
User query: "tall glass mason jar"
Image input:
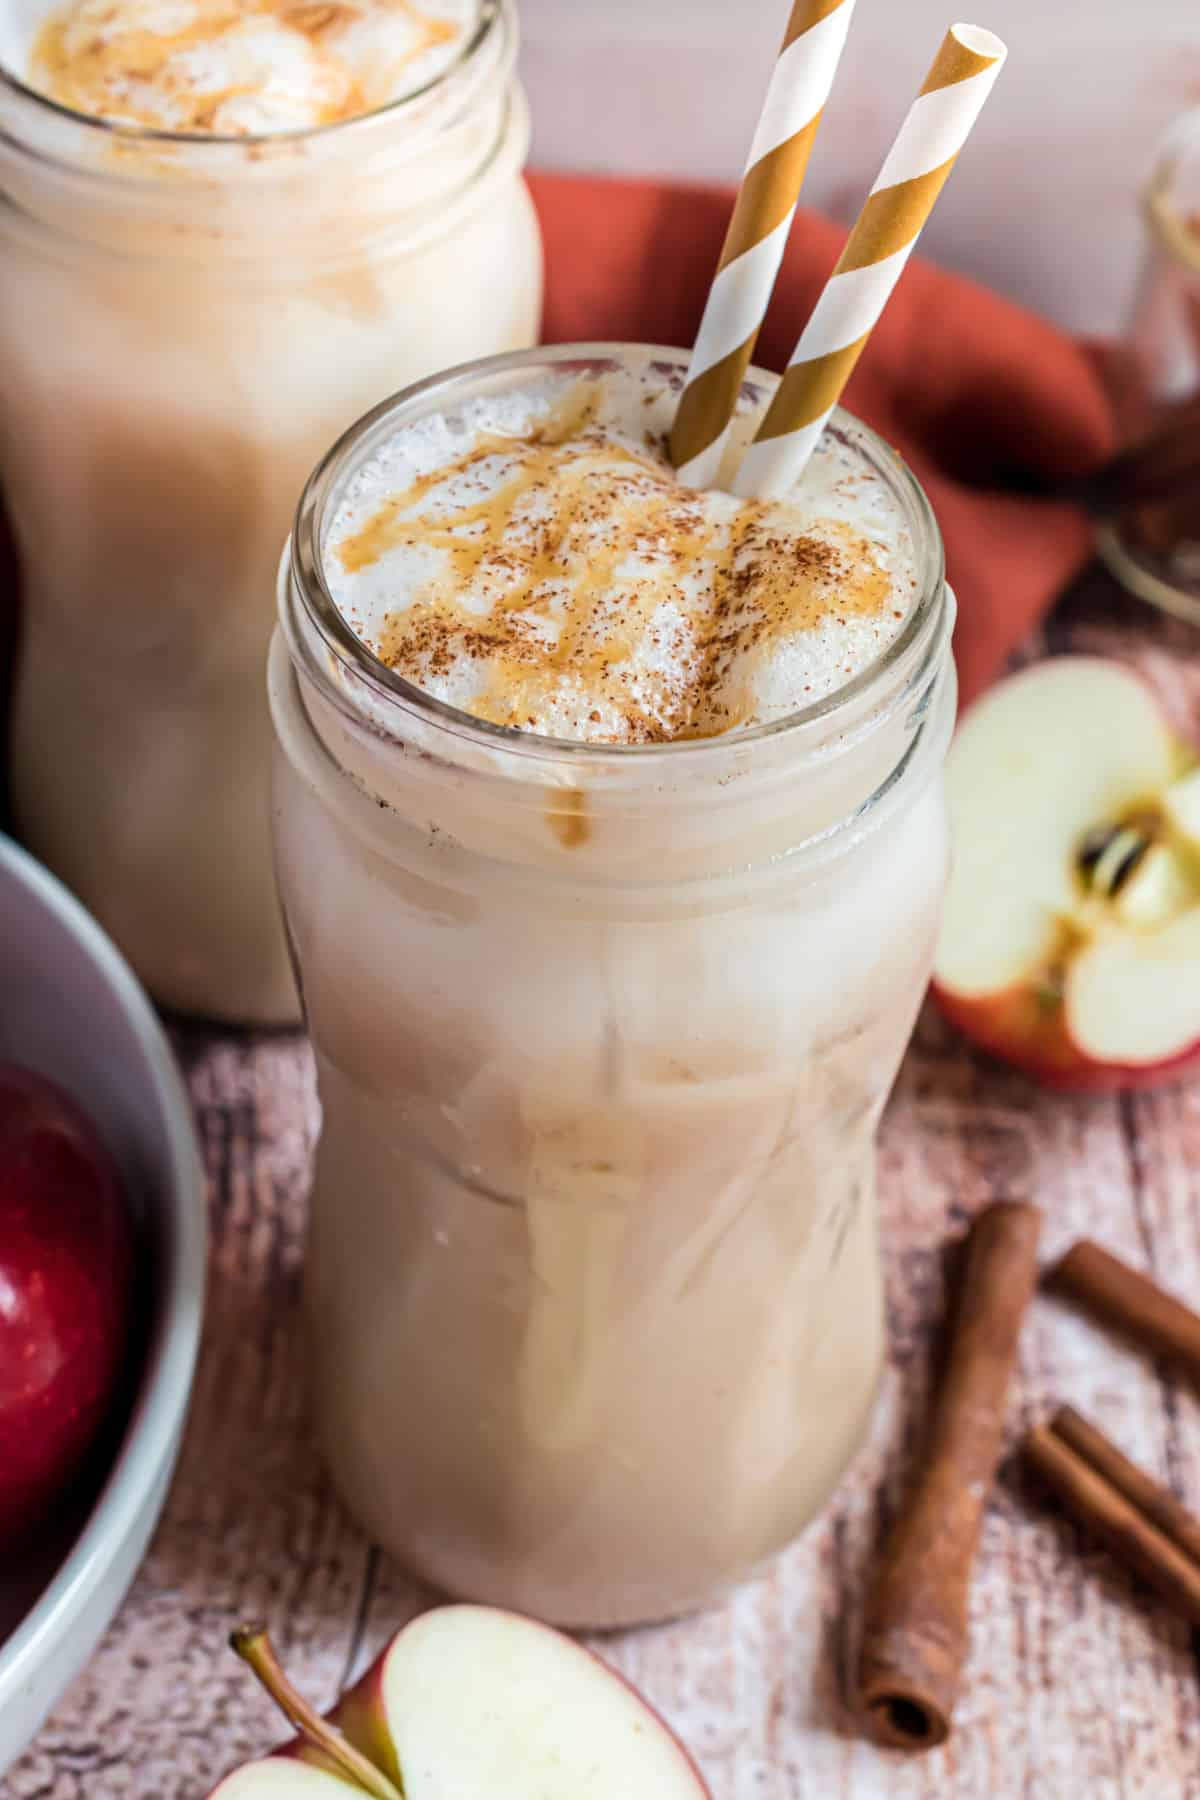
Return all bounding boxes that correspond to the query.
[0,0,541,1022]
[270,346,956,1628]
[1098,108,1200,621]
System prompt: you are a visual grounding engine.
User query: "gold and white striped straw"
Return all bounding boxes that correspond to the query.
[733,22,1007,500]
[669,0,858,490]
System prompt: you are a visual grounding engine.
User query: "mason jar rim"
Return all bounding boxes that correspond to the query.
[285,341,949,768]
[1143,108,1200,276]
[0,0,501,153]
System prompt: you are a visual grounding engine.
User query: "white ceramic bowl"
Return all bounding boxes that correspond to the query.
[0,832,206,1774]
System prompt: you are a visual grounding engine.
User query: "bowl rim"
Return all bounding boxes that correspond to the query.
[0,833,207,1713]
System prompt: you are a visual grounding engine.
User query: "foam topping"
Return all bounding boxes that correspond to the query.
[325,369,919,745]
[24,0,473,133]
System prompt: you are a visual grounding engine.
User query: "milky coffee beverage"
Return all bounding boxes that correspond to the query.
[0,0,540,1021]
[271,346,956,1628]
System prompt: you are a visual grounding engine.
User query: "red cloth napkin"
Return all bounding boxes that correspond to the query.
[527,171,1116,709]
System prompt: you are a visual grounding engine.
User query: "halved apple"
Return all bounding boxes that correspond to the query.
[210,1607,711,1798]
[933,656,1200,1090]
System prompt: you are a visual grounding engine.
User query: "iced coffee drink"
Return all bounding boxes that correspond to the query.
[0,0,540,1020]
[270,346,955,1628]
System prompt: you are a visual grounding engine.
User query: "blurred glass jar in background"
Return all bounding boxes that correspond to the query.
[0,0,542,1024]
[1099,110,1200,621]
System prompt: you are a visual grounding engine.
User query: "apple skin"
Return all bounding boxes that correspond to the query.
[0,1063,135,1549]
[931,981,1200,1095]
[329,1649,403,1789]
[208,1635,418,1787]
[205,1643,401,1795]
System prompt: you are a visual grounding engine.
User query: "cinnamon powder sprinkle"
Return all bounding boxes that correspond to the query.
[334,382,897,745]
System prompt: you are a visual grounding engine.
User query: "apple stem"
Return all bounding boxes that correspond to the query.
[230,1626,404,1800]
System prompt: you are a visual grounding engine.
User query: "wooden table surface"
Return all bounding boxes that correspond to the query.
[9,569,1200,1800]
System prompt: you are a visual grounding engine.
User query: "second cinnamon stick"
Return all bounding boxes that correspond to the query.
[855,1200,1042,1751]
[1047,1239,1200,1381]
[1051,1405,1200,1569]
[1023,1417,1200,1625]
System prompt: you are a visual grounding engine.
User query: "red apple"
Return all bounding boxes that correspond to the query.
[211,1608,712,1798]
[933,656,1200,1090]
[0,1063,135,1548]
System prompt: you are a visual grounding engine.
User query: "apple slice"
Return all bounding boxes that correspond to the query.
[933,656,1200,1090]
[211,1608,711,1798]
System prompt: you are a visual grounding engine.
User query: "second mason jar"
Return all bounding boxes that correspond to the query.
[0,0,541,1022]
[1098,107,1200,621]
[270,346,956,1628]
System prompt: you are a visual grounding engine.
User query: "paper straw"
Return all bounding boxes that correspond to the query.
[669,0,858,490]
[733,22,1007,500]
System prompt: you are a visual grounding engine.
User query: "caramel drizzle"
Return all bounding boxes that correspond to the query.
[31,0,458,132]
[546,786,590,849]
[335,382,894,745]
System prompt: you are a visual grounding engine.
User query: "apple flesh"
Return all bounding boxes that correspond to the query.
[0,1063,135,1547]
[933,656,1200,1090]
[211,1607,712,1799]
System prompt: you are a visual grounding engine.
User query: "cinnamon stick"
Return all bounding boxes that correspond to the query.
[855,1200,1042,1752]
[1050,1405,1200,1568]
[1022,1418,1200,1625]
[1046,1239,1200,1381]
